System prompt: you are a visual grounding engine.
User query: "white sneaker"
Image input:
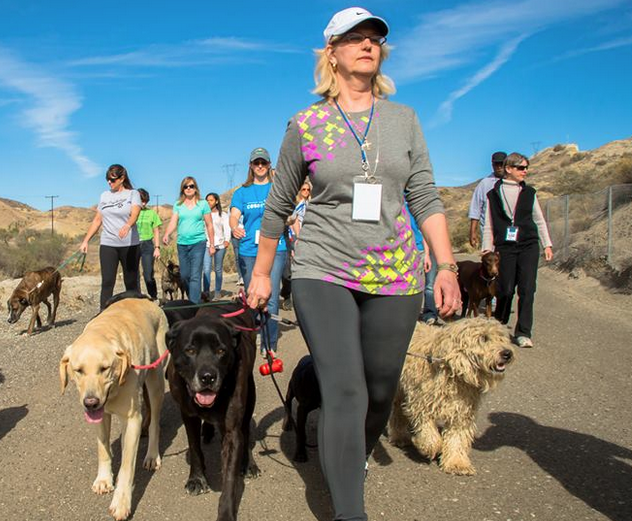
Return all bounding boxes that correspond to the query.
[515,336,533,348]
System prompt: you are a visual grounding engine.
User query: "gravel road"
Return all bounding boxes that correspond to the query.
[0,266,630,521]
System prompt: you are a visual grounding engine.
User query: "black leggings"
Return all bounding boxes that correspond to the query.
[292,279,423,521]
[99,244,140,309]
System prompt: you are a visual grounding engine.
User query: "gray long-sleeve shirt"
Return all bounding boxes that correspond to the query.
[260,99,444,296]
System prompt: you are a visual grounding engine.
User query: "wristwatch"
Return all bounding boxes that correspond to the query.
[437,263,459,274]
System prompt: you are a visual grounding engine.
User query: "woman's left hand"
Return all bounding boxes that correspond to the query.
[246,273,271,311]
[209,245,216,255]
[118,223,131,239]
[544,246,553,262]
[223,241,229,249]
[153,247,161,259]
[434,270,462,317]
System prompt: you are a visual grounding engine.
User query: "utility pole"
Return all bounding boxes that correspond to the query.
[530,141,541,155]
[222,163,239,190]
[45,195,59,236]
[154,194,162,215]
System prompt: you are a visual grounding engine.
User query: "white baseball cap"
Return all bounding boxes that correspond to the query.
[323,7,389,43]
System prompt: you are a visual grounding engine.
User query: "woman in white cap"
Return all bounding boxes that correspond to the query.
[247,7,461,520]
[229,147,288,356]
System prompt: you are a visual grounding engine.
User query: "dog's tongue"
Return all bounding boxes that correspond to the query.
[84,407,104,424]
[195,391,217,407]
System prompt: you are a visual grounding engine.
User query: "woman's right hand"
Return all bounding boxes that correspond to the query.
[79,241,89,254]
[162,234,170,246]
[246,273,271,311]
[232,227,245,239]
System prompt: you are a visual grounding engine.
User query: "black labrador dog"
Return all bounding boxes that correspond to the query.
[166,301,259,521]
[282,355,321,462]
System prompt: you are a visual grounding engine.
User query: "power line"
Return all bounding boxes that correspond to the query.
[222,163,239,190]
[531,141,542,155]
[45,195,59,236]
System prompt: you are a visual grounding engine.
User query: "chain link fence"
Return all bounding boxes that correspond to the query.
[545,184,632,271]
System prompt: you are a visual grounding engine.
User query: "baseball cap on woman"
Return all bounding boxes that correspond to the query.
[323,7,389,43]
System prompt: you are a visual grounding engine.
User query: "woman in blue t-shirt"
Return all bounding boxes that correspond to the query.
[163,176,215,303]
[230,147,287,356]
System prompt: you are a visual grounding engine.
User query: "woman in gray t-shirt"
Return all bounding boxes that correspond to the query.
[246,8,461,521]
[80,164,141,309]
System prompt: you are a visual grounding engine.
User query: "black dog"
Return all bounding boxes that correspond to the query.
[282,355,321,462]
[162,299,197,327]
[166,302,259,521]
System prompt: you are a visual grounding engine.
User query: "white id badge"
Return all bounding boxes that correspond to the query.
[255,229,260,245]
[506,226,519,241]
[352,177,382,222]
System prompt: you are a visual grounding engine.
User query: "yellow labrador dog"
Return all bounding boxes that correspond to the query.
[59,297,168,520]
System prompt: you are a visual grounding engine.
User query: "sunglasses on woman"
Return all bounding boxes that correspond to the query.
[106,176,121,183]
[252,160,269,167]
[339,32,387,46]
[511,165,529,171]
[183,184,196,189]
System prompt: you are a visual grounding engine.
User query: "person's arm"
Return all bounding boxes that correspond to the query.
[152,226,161,259]
[162,212,179,245]
[469,219,480,249]
[80,211,102,253]
[119,204,140,239]
[405,108,460,317]
[229,207,245,239]
[248,116,306,309]
[203,212,215,254]
[221,213,231,248]
[481,203,494,252]
[533,195,553,261]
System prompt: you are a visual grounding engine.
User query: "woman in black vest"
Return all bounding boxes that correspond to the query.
[482,152,553,348]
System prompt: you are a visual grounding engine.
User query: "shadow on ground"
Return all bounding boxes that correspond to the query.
[475,412,632,521]
[0,404,28,442]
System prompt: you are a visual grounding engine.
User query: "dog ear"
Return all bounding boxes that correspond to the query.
[230,328,242,349]
[165,322,183,352]
[444,349,480,388]
[59,346,72,394]
[116,348,131,386]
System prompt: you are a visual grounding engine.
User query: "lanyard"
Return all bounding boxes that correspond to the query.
[499,182,521,224]
[334,97,375,174]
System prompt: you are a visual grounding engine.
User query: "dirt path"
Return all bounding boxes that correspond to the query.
[0,267,630,521]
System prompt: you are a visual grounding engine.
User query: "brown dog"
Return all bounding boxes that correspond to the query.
[161,261,185,301]
[457,252,500,318]
[7,266,62,335]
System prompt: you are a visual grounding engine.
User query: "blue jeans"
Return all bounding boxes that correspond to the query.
[231,237,245,282]
[240,251,287,352]
[177,240,206,304]
[203,247,226,294]
[420,252,438,322]
[139,240,158,299]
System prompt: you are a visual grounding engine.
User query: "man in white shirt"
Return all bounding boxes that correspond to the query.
[468,151,507,248]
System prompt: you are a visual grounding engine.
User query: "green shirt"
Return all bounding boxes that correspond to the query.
[136,208,162,241]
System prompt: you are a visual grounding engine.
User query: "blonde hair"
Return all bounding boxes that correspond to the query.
[312,42,395,100]
[296,179,313,204]
[176,176,201,205]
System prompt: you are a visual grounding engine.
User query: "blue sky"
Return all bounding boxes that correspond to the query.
[1,0,631,211]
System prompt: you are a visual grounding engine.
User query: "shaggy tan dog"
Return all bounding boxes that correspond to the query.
[388,318,514,475]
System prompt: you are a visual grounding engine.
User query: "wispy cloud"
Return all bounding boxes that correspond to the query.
[0,46,100,177]
[555,34,632,61]
[429,34,528,127]
[389,0,626,126]
[68,37,300,68]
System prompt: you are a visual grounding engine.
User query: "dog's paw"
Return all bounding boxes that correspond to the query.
[440,460,476,476]
[185,476,210,495]
[92,477,114,495]
[244,462,261,479]
[143,454,161,471]
[388,435,412,448]
[108,490,132,521]
[108,501,131,521]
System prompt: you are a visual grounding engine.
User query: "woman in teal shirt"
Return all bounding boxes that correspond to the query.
[163,176,215,303]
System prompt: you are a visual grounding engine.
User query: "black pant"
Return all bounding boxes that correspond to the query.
[139,240,158,299]
[292,279,422,521]
[99,244,141,309]
[494,243,539,338]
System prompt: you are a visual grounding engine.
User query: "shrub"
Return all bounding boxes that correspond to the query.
[553,144,566,152]
[0,230,69,278]
[611,157,632,185]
